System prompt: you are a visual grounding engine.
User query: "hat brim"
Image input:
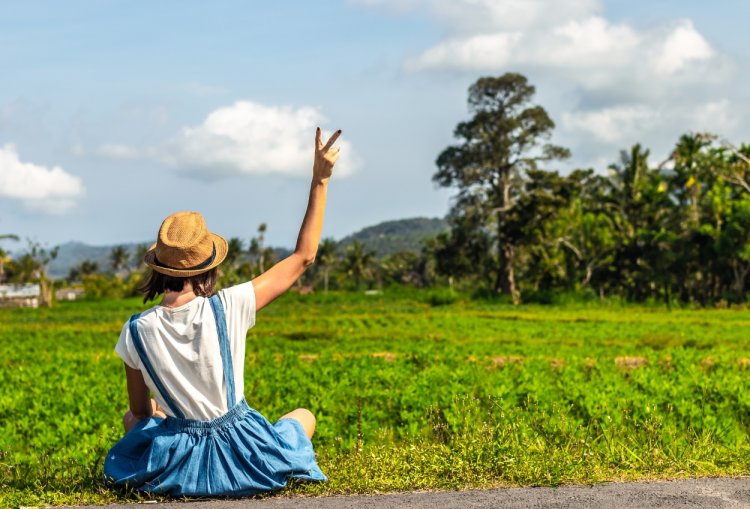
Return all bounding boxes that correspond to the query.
[143,233,229,277]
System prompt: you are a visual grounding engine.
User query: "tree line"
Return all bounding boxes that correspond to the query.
[0,224,419,300]
[431,73,750,305]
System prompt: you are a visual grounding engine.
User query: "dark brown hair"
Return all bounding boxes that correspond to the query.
[140,267,218,303]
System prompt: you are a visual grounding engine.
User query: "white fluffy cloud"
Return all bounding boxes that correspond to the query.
[93,101,360,180]
[357,0,739,163]
[562,105,657,145]
[0,144,85,214]
[361,0,722,86]
[563,100,738,145]
[650,21,714,75]
[560,98,741,170]
[404,16,725,94]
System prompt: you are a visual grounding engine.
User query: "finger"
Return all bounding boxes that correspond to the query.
[325,150,341,164]
[323,129,342,152]
[324,147,341,162]
[315,127,322,148]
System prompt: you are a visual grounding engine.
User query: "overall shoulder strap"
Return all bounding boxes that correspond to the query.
[128,312,186,419]
[209,294,236,408]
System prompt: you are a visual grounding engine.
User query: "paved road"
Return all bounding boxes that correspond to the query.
[95,477,750,508]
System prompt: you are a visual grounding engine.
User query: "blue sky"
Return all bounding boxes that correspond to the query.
[1,0,748,249]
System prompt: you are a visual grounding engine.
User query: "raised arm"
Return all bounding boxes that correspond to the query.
[252,127,341,311]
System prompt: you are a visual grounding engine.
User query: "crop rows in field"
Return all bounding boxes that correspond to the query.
[1,291,749,506]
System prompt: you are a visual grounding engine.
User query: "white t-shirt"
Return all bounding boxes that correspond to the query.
[115,281,256,420]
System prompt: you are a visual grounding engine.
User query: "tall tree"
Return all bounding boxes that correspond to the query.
[380,250,424,287]
[257,223,267,273]
[434,73,569,302]
[248,223,269,276]
[215,237,246,287]
[605,144,670,300]
[226,237,245,267]
[554,171,618,292]
[68,260,100,283]
[248,237,261,277]
[132,243,149,269]
[317,238,338,293]
[342,241,375,290]
[515,169,596,293]
[717,141,750,297]
[109,245,130,275]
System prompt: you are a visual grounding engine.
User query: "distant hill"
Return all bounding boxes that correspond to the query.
[337,217,448,257]
[47,241,292,280]
[48,241,145,279]
[41,217,448,279]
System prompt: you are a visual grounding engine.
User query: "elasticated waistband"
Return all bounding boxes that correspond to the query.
[164,398,255,435]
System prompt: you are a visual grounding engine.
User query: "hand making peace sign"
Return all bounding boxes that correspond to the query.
[313,127,342,184]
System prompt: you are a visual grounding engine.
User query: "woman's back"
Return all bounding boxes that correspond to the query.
[116,281,256,420]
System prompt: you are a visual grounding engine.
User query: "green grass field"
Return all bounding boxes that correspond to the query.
[1,290,749,507]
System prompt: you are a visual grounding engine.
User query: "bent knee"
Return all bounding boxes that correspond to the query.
[296,408,316,425]
[282,408,316,439]
[288,407,316,428]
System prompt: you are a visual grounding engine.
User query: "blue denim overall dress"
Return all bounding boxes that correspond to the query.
[103,295,326,496]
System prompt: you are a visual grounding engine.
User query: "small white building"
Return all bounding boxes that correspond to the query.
[0,283,41,308]
[56,287,85,301]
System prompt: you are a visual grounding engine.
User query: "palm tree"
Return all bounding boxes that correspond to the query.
[248,223,269,276]
[68,260,99,283]
[670,133,714,228]
[607,144,651,232]
[248,237,261,277]
[110,245,130,275]
[317,238,338,293]
[218,237,245,284]
[257,223,267,273]
[342,241,375,290]
[132,243,149,269]
[226,237,245,267]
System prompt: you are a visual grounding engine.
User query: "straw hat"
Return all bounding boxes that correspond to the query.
[143,211,228,277]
